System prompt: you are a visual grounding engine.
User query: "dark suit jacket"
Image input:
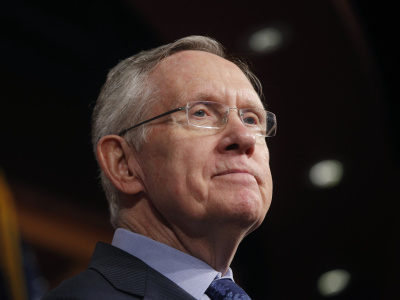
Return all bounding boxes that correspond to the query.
[42,242,196,300]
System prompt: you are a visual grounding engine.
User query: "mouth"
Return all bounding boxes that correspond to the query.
[212,169,260,185]
[215,170,250,176]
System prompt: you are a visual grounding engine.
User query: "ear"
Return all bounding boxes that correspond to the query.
[96,135,143,195]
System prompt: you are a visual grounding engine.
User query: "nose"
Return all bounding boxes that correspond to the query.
[217,109,256,155]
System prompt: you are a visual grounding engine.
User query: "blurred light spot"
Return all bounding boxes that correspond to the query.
[318,269,350,297]
[249,28,283,53]
[309,160,343,188]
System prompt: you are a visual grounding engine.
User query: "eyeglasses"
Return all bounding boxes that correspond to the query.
[118,101,277,137]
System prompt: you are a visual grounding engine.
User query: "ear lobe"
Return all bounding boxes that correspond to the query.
[96,135,143,195]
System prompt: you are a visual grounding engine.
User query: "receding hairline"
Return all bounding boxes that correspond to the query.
[148,50,263,109]
[151,49,247,75]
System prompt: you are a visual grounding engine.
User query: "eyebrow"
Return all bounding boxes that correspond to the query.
[192,90,259,101]
[190,93,265,110]
[193,92,212,101]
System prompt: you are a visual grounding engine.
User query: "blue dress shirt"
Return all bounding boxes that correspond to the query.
[112,228,235,300]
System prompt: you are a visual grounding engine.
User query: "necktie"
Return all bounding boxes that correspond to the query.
[205,278,251,300]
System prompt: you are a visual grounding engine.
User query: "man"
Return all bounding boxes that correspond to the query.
[43,35,276,300]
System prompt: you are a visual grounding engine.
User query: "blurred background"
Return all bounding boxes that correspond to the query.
[0,0,398,299]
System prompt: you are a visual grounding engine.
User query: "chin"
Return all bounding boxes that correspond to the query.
[228,194,266,229]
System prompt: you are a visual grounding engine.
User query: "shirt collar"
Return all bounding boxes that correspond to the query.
[112,228,234,300]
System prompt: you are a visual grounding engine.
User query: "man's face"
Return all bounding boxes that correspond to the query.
[133,50,272,238]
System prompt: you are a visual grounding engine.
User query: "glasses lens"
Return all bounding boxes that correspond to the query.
[186,101,277,137]
[265,111,277,137]
[240,108,267,133]
[187,101,226,129]
[239,109,277,137]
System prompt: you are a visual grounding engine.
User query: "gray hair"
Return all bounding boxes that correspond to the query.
[91,35,263,228]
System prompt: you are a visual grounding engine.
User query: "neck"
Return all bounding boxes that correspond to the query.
[118,196,248,274]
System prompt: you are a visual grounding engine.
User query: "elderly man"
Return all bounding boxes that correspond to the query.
[43,35,276,300]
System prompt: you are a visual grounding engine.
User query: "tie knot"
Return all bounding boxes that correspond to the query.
[205,278,251,300]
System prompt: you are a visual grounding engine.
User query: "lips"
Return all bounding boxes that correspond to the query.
[212,167,260,184]
[214,169,251,177]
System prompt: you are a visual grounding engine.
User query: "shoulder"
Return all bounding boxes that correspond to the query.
[42,242,195,300]
[41,268,141,300]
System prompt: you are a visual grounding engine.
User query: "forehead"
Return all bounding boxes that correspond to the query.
[151,50,262,109]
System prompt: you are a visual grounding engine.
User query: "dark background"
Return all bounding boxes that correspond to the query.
[1,0,398,299]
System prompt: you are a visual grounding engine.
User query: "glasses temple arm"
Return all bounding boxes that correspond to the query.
[118,107,185,136]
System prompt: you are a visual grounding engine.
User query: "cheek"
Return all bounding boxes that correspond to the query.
[254,144,273,210]
[174,144,214,203]
[140,134,213,206]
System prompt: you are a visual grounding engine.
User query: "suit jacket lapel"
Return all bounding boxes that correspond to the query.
[89,242,196,300]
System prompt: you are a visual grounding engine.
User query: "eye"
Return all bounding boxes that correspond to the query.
[193,109,207,117]
[242,112,260,126]
[243,116,257,125]
[190,103,216,119]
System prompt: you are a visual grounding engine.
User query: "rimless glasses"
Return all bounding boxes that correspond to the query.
[118,101,277,137]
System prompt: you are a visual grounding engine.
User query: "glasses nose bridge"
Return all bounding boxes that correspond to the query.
[227,107,240,114]
[222,107,242,125]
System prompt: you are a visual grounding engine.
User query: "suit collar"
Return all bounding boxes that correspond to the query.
[89,242,196,300]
